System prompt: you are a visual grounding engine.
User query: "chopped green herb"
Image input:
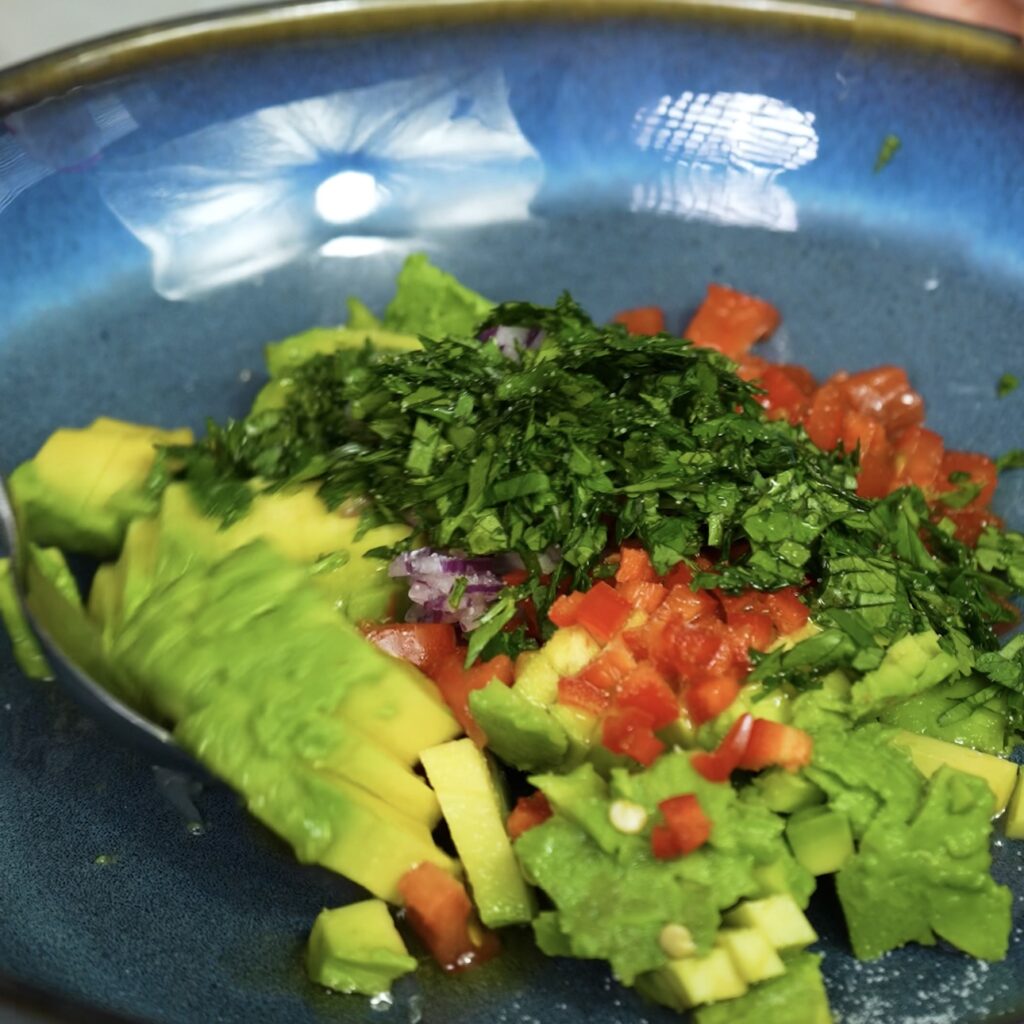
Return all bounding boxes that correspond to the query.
[996,449,1024,473]
[997,373,1019,398]
[874,133,902,173]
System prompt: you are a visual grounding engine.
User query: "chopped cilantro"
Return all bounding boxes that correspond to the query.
[874,133,901,173]
[997,372,1019,398]
[996,448,1024,472]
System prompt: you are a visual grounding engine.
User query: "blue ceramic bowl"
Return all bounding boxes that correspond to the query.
[2,3,1024,1022]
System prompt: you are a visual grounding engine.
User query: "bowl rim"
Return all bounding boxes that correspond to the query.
[0,0,1022,115]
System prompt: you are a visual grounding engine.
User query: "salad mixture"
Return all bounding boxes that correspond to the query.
[4,255,1024,1023]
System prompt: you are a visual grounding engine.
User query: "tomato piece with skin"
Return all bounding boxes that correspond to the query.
[659,794,713,854]
[432,651,514,746]
[804,380,850,451]
[757,364,814,425]
[558,675,613,715]
[574,582,633,645]
[891,426,944,492]
[764,587,810,636]
[361,623,458,680]
[398,862,500,972]
[691,713,754,782]
[684,673,742,726]
[727,611,775,656]
[614,663,679,729]
[548,591,585,628]
[737,720,813,772]
[938,451,998,508]
[684,284,781,359]
[506,791,552,839]
[602,707,666,766]
[841,366,924,436]
[613,306,666,335]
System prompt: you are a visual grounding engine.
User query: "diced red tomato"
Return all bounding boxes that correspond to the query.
[615,663,679,729]
[652,617,733,683]
[727,611,775,656]
[736,354,771,383]
[361,623,458,680]
[613,306,666,335]
[398,862,500,972]
[684,284,781,359]
[661,561,696,590]
[621,626,650,660]
[691,713,754,782]
[891,426,944,492]
[764,587,810,636]
[939,451,998,508]
[942,506,1002,547]
[842,408,893,499]
[737,719,813,772]
[657,584,722,624]
[574,582,633,644]
[658,794,712,854]
[804,380,849,451]
[684,673,741,726]
[432,651,514,746]
[757,364,816,425]
[617,580,668,614]
[506,791,552,839]
[650,823,682,860]
[548,591,585,628]
[579,643,636,690]
[602,707,665,766]
[558,675,613,715]
[615,546,658,585]
[841,366,924,436]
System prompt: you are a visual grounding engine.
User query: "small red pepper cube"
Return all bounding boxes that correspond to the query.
[691,713,754,782]
[737,719,814,773]
[727,611,776,655]
[764,587,810,636]
[558,675,613,715]
[684,283,781,359]
[615,546,659,585]
[579,644,637,690]
[617,580,668,614]
[613,306,666,336]
[615,663,679,729]
[575,581,633,644]
[602,707,666,766]
[506,791,553,840]
[658,794,712,854]
[650,823,682,860]
[548,591,585,628]
[432,651,514,747]
[684,673,741,726]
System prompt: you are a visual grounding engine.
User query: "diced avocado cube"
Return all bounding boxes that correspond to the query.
[659,948,748,1009]
[724,895,818,953]
[851,631,956,715]
[530,763,623,855]
[891,730,1017,814]
[469,680,569,771]
[420,738,535,928]
[786,807,854,876]
[1005,769,1024,840]
[751,853,815,910]
[514,626,600,707]
[753,768,825,814]
[715,928,786,984]
[306,900,416,995]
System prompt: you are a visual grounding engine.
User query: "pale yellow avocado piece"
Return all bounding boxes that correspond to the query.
[724,895,818,953]
[514,625,600,706]
[892,730,1017,814]
[306,900,416,995]
[88,515,162,634]
[420,738,535,927]
[1004,769,1024,839]
[264,325,422,378]
[658,948,748,1009]
[715,928,786,984]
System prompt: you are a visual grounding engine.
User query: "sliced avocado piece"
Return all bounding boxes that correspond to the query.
[879,676,1009,755]
[382,252,493,338]
[693,953,833,1024]
[786,807,854,876]
[1004,769,1024,839]
[468,679,569,771]
[9,418,192,557]
[639,948,747,1011]
[345,296,381,330]
[306,899,416,995]
[715,927,786,984]
[0,557,50,679]
[88,515,162,637]
[891,730,1016,814]
[264,325,421,379]
[420,738,535,927]
[752,768,825,814]
[724,895,818,953]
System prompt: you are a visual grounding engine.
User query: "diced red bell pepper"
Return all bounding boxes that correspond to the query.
[614,663,679,729]
[757,364,815,425]
[398,862,500,972]
[684,284,781,359]
[558,675,613,715]
[548,590,585,628]
[650,824,682,860]
[432,651,514,747]
[737,719,813,772]
[736,354,771,383]
[726,611,775,655]
[804,380,850,451]
[691,713,754,782]
[602,707,665,766]
[502,568,531,587]
[575,581,633,644]
[579,643,636,690]
[613,306,666,335]
[891,426,944,492]
[658,793,713,854]
[840,365,924,436]
[615,546,659,584]
[506,791,552,839]
[361,623,458,680]
[652,618,729,684]
[939,451,998,508]
[942,506,1002,547]
[660,561,695,590]
[657,584,722,624]
[842,408,893,499]
[617,580,668,614]
[684,673,741,726]
[765,587,810,636]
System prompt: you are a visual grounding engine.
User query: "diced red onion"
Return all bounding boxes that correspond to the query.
[390,546,504,630]
[477,325,545,359]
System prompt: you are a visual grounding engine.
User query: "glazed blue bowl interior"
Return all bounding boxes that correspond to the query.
[2,5,1024,1023]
